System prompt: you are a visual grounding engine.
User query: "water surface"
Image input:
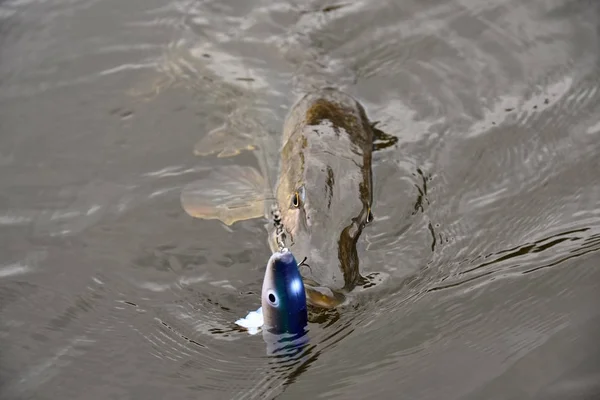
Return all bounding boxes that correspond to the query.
[1,0,600,399]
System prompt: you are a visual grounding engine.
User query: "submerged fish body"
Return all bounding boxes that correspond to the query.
[272,88,375,308]
[182,87,377,310]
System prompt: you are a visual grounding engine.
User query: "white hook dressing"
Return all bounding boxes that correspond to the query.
[235,307,264,335]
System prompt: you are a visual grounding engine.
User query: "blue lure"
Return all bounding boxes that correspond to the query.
[261,249,308,335]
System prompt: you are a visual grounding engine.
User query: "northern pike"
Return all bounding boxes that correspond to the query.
[182,87,394,310]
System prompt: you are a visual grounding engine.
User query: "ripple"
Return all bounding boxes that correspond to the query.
[0,262,32,278]
[0,214,33,225]
[142,165,208,178]
[586,119,600,135]
[1,334,97,398]
[429,225,600,293]
[112,286,336,398]
[0,172,202,238]
[0,0,178,100]
[2,0,600,398]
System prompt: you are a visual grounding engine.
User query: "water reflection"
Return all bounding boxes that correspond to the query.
[262,328,309,357]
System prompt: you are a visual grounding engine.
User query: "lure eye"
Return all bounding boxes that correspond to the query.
[266,289,279,307]
[291,191,300,208]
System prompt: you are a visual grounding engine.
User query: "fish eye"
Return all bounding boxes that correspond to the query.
[266,289,279,307]
[291,191,300,208]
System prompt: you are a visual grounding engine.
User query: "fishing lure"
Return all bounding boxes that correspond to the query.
[236,248,307,335]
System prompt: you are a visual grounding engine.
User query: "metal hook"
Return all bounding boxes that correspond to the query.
[297,256,312,275]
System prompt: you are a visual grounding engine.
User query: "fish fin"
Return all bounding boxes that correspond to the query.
[371,121,398,152]
[194,122,256,158]
[304,285,347,309]
[180,165,267,226]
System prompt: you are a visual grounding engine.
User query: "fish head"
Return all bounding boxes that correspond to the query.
[275,89,375,300]
[277,141,373,292]
[261,249,308,334]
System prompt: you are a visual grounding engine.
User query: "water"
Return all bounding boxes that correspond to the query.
[1,0,600,399]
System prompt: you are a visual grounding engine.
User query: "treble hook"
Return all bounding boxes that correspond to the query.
[297,256,312,275]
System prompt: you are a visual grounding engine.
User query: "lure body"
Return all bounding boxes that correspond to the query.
[261,249,308,335]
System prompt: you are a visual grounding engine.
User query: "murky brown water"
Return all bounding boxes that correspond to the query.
[1,0,600,399]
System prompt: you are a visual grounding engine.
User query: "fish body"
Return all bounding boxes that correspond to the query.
[270,88,375,308]
[182,87,379,310]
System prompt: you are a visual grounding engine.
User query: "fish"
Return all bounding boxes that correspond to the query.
[267,88,376,308]
[182,87,397,310]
